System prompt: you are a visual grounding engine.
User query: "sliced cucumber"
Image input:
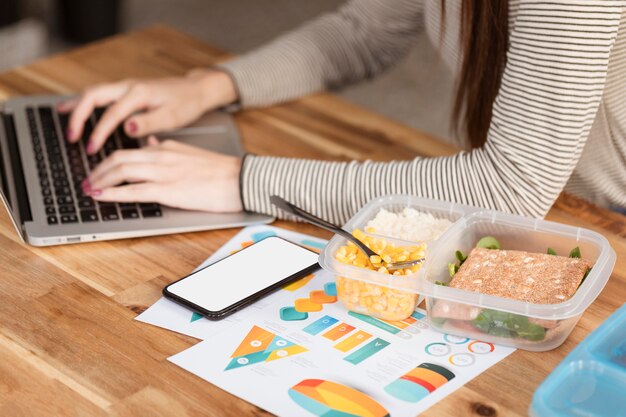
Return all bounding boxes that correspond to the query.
[476,236,501,250]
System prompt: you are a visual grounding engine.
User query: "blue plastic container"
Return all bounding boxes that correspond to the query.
[530,304,626,417]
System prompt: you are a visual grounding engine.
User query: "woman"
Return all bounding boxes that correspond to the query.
[59,0,626,223]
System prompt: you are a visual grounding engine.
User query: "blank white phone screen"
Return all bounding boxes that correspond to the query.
[167,237,319,312]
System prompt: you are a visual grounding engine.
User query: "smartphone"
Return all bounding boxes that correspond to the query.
[163,236,320,320]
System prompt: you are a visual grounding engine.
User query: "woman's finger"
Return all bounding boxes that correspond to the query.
[87,149,158,186]
[88,162,167,190]
[146,135,160,146]
[124,106,176,138]
[67,81,133,143]
[56,97,80,113]
[91,182,163,203]
[87,84,151,154]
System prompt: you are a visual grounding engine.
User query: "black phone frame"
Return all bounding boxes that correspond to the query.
[162,236,321,321]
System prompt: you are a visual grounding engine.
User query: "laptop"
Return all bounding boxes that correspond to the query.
[0,95,273,246]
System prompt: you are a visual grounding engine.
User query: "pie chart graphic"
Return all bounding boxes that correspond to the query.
[288,379,389,417]
[384,362,455,403]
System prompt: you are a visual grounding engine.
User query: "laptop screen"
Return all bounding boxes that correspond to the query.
[0,114,14,211]
[0,112,27,240]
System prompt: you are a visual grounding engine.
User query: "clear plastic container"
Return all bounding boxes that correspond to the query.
[319,195,477,321]
[334,231,425,321]
[320,195,616,350]
[420,211,616,351]
[530,303,626,416]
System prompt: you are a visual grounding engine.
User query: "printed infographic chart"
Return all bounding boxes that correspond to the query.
[135,225,327,340]
[138,225,515,416]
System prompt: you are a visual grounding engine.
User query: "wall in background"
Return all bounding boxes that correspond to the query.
[2,0,454,140]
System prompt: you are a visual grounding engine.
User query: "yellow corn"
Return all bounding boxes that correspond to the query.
[334,229,426,321]
[369,255,382,264]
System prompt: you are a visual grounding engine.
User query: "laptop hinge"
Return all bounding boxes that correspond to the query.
[0,109,30,242]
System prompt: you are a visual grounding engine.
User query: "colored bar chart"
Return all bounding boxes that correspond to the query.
[384,362,455,402]
[303,315,339,335]
[411,311,426,320]
[251,230,277,242]
[379,317,414,329]
[344,338,390,365]
[322,323,355,341]
[348,311,425,337]
[348,312,402,334]
[300,239,326,250]
[301,313,394,364]
[334,330,372,352]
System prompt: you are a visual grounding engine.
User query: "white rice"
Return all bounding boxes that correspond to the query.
[365,208,453,243]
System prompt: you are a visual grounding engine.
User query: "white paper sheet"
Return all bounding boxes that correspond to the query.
[169,270,515,416]
[137,225,515,416]
[135,225,327,340]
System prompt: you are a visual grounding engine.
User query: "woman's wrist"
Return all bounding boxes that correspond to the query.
[187,68,238,112]
[226,154,244,212]
[238,153,252,213]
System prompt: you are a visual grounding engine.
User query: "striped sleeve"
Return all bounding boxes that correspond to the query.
[240,1,625,223]
[217,0,424,108]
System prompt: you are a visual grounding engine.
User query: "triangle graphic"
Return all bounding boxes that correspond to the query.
[265,335,295,352]
[226,326,308,370]
[230,325,276,358]
[266,345,308,362]
[225,351,272,370]
[190,312,204,323]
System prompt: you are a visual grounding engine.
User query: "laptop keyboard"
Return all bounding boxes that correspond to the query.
[26,106,162,226]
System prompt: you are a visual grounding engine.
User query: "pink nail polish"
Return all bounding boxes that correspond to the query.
[91,189,102,197]
[66,128,73,140]
[86,142,95,155]
[128,121,138,134]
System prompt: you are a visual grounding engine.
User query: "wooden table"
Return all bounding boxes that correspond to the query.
[0,25,624,417]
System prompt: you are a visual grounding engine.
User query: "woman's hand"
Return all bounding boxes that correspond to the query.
[57,69,238,154]
[82,137,243,213]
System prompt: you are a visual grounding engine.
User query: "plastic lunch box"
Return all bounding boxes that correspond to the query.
[318,195,616,351]
[319,195,478,321]
[530,303,626,416]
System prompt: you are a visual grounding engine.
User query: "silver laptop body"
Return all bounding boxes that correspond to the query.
[0,95,272,246]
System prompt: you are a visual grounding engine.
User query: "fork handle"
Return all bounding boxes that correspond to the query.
[269,195,377,258]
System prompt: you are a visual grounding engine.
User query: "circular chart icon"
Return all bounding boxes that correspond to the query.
[425,342,451,357]
[406,326,421,335]
[250,340,262,347]
[444,334,470,344]
[468,341,495,354]
[276,339,288,347]
[448,353,475,367]
[289,379,389,417]
[237,357,249,365]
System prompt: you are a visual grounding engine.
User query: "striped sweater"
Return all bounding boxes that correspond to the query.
[219,0,626,224]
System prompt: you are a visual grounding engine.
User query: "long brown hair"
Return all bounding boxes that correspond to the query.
[445,1,509,148]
